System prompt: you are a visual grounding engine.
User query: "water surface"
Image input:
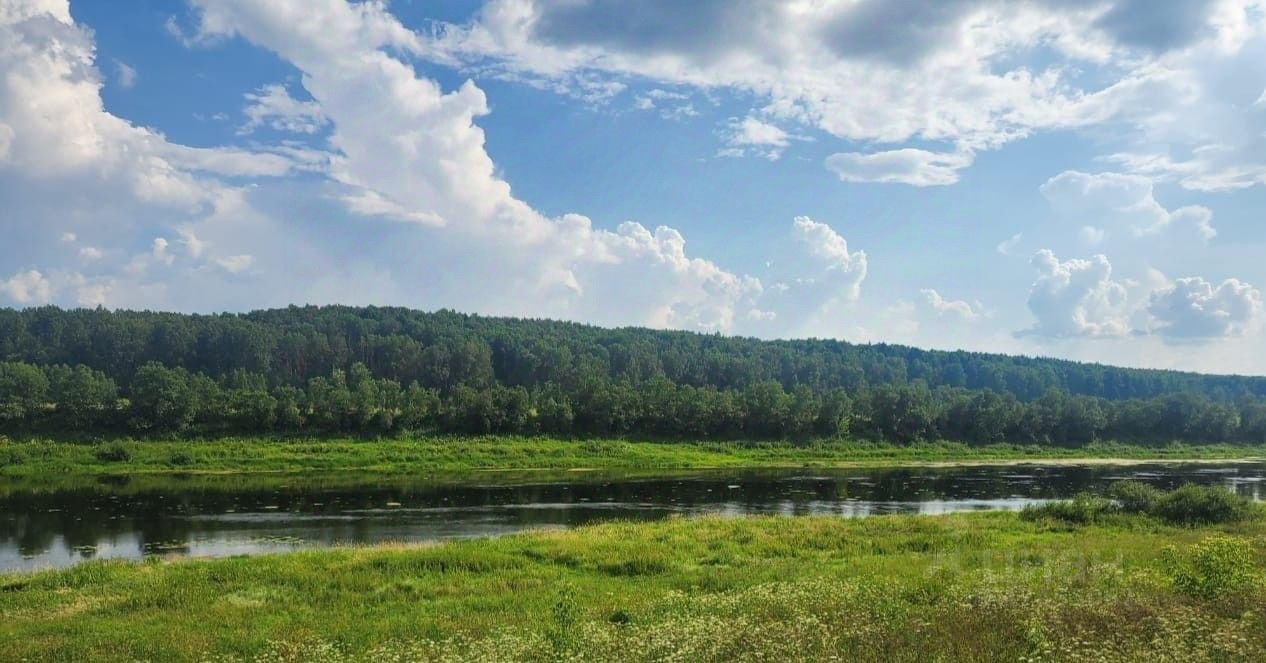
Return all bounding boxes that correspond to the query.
[2,463,1262,572]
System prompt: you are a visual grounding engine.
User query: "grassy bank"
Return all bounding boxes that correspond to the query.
[2,506,1263,661]
[1,436,1264,477]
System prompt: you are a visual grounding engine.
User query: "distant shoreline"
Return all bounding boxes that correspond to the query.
[2,436,1262,478]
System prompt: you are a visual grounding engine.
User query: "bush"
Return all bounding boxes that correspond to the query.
[1109,480,1161,514]
[94,443,131,463]
[168,451,194,466]
[1021,493,1114,524]
[1151,483,1256,526]
[1024,482,1258,526]
[1164,535,1259,599]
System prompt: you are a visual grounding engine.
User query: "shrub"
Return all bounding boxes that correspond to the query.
[1151,483,1255,526]
[1164,535,1259,599]
[1024,482,1258,526]
[1109,480,1161,514]
[1021,493,1114,524]
[168,451,194,466]
[94,443,131,463]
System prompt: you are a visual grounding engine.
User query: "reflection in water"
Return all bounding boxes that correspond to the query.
[2,463,1263,571]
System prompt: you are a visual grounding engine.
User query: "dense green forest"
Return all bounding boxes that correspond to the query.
[2,305,1266,445]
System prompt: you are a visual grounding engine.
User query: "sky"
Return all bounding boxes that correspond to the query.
[2,0,1266,375]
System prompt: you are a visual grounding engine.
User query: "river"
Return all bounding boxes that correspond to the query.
[2,462,1262,571]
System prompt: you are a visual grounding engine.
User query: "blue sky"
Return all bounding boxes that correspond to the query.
[3,0,1266,374]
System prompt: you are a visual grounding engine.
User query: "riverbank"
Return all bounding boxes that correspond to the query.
[2,508,1263,661]
[1,436,1264,477]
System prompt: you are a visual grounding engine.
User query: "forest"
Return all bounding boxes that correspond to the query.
[1,305,1265,445]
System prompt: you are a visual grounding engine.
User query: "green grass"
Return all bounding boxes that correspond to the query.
[1,435,1263,477]
[2,507,1264,661]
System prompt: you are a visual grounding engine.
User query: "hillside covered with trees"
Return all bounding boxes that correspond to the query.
[1,305,1265,445]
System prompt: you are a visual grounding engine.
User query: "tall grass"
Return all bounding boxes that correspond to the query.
[2,510,1264,661]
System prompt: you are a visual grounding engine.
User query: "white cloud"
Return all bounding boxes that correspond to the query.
[240,84,328,134]
[59,231,76,243]
[791,216,868,303]
[1148,275,1263,338]
[825,148,974,187]
[78,246,103,261]
[6,0,784,329]
[1041,170,1216,241]
[1022,249,1132,338]
[719,117,795,160]
[996,233,1023,255]
[921,289,983,320]
[114,60,137,89]
[0,269,52,304]
[182,0,779,332]
[426,0,1266,183]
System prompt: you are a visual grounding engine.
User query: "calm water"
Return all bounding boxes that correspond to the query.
[2,463,1263,572]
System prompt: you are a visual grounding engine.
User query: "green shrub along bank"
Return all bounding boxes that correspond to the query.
[4,306,1266,446]
[1022,481,1260,525]
[2,437,1264,477]
[1,485,1263,661]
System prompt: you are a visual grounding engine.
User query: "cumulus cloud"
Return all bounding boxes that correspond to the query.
[791,216,868,303]
[178,0,797,332]
[825,148,973,187]
[1148,275,1263,338]
[921,289,984,320]
[0,0,837,331]
[0,269,52,305]
[1022,249,1132,338]
[1041,170,1216,241]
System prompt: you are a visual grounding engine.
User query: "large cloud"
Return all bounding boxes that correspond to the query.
[0,0,313,309]
[1040,170,1216,241]
[1,0,867,336]
[1022,249,1132,338]
[1148,275,1263,338]
[430,0,1266,184]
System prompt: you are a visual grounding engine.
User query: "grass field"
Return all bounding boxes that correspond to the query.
[2,435,1264,477]
[2,500,1264,661]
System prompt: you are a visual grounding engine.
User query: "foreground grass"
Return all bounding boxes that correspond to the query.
[2,436,1264,477]
[2,509,1264,662]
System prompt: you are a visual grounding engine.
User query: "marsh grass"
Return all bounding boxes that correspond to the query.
[1,436,1263,478]
[2,510,1264,661]
[1023,482,1261,526]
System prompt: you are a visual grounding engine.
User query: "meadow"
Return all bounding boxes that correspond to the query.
[1,484,1263,661]
[2,435,1264,477]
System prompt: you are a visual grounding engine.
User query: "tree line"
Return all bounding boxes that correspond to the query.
[2,358,1265,445]
[3,306,1266,404]
[2,305,1266,445]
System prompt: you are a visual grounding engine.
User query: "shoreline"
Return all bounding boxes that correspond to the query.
[2,436,1264,478]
